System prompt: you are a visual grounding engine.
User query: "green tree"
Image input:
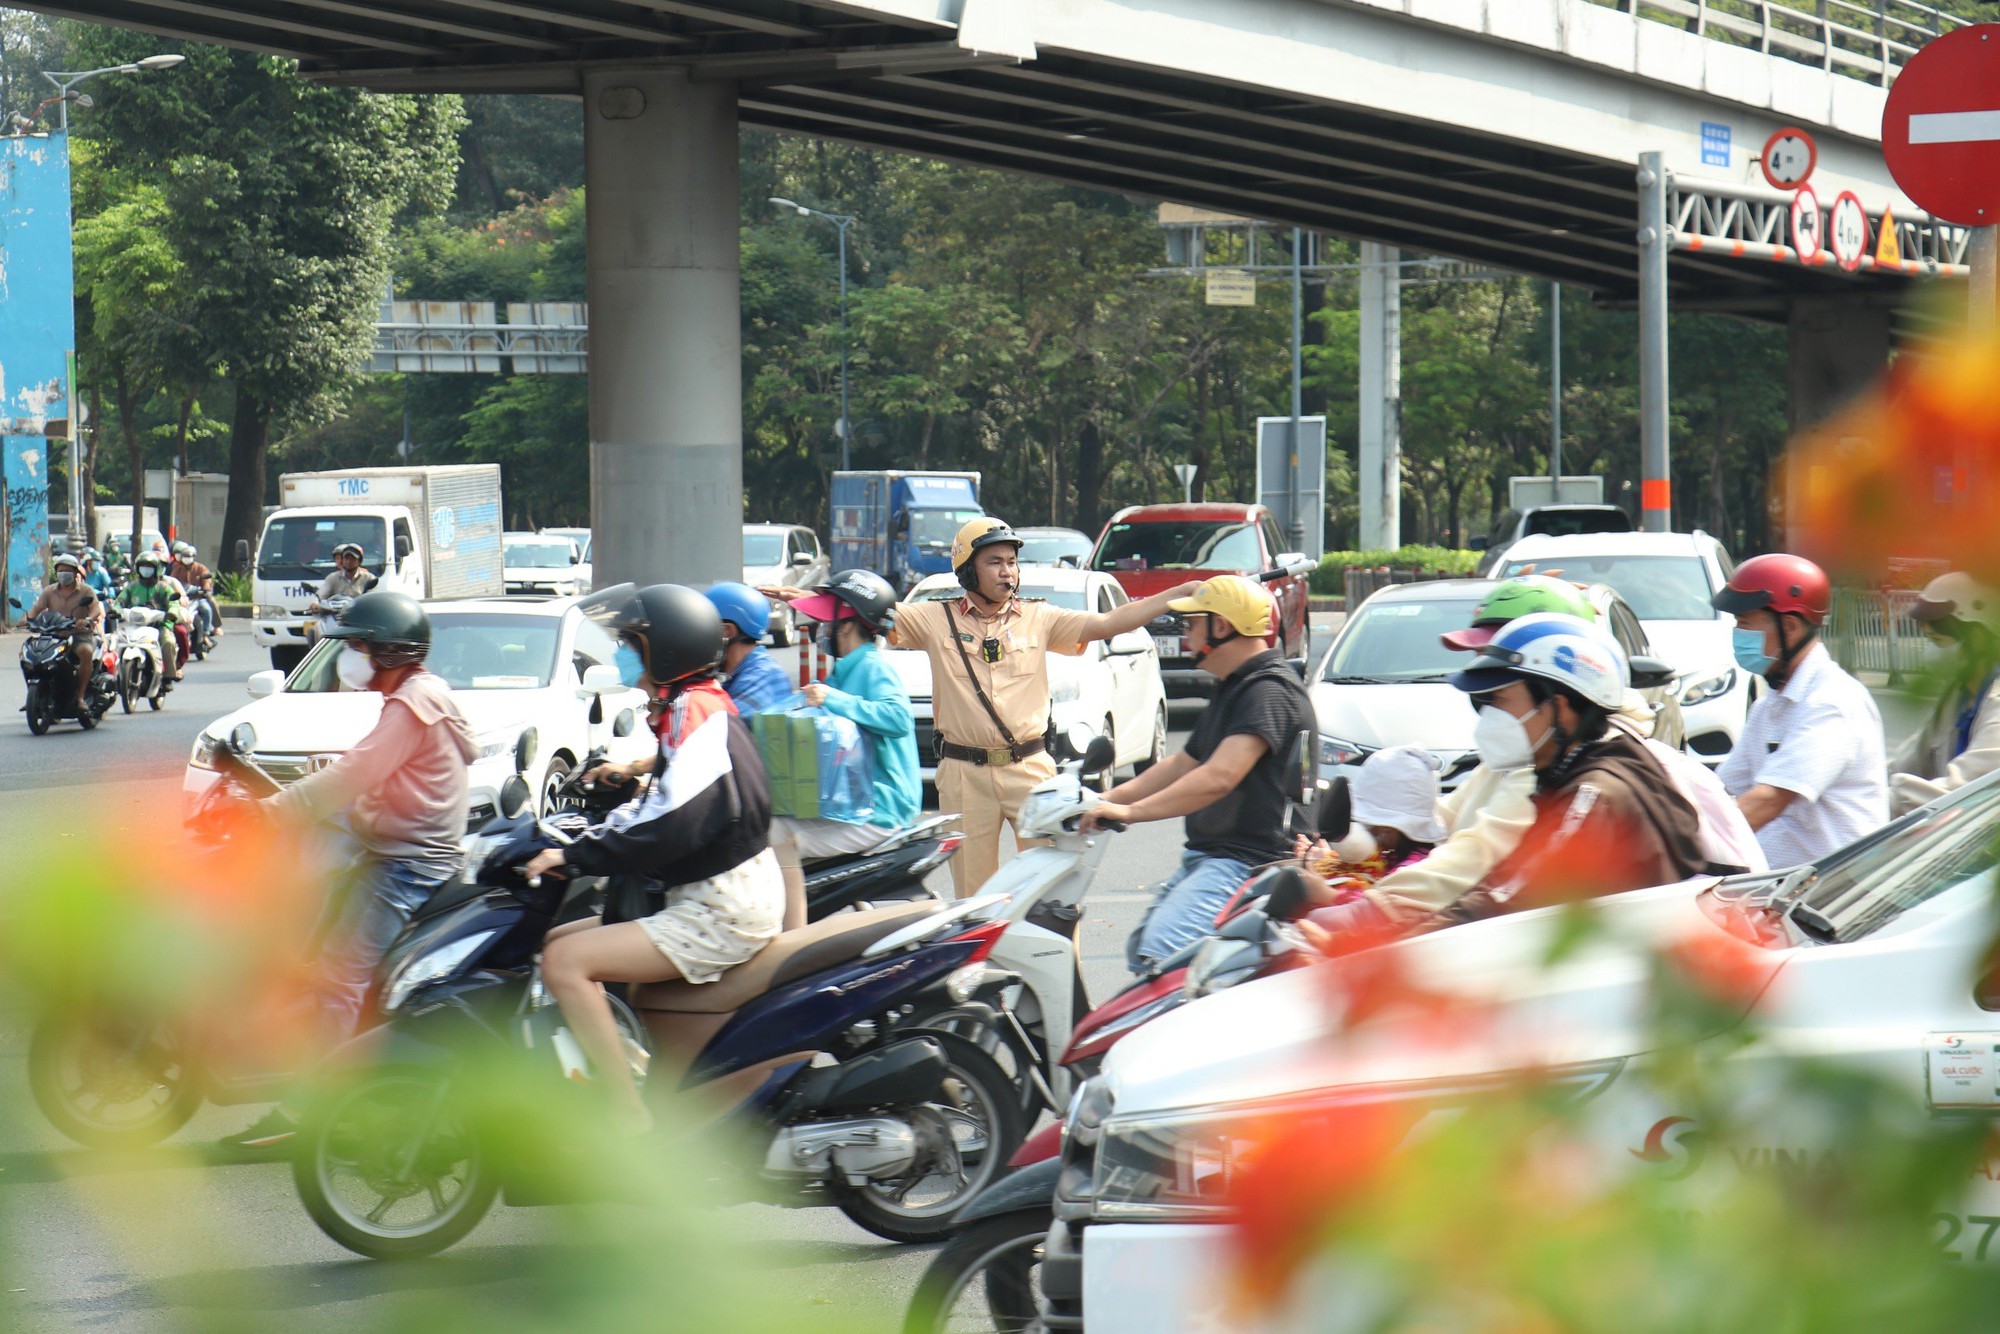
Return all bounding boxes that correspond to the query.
[67,29,463,570]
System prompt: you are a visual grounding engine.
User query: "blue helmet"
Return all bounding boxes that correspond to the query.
[705,581,772,645]
[1449,612,1628,711]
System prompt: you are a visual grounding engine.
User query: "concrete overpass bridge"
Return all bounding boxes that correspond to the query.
[25,0,1965,580]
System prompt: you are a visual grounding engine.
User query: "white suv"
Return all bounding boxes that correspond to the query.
[1496,530,1750,766]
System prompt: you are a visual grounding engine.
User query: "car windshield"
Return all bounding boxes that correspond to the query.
[1321,598,1483,683]
[911,508,985,547]
[1499,554,1716,621]
[1019,534,1090,565]
[506,540,573,569]
[743,531,785,566]
[106,531,168,557]
[1779,776,2000,942]
[286,612,562,692]
[259,517,387,579]
[546,530,590,560]
[1092,521,1261,572]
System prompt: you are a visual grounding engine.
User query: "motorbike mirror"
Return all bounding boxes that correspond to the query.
[589,695,604,727]
[513,726,539,776]
[498,774,531,819]
[1260,867,1314,922]
[234,538,250,567]
[6,597,19,609]
[613,708,637,738]
[1080,733,1115,777]
[1318,775,1352,839]
[229,722,257,754]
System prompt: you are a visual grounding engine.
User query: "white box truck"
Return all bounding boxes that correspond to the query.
[247,464,503,670]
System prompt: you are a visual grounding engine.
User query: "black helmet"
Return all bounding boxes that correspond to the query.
[608,583,723,687]
[820,569,898,634]
[325,590,431,668]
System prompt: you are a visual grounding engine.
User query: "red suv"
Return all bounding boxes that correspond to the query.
[1088,502,1311,696]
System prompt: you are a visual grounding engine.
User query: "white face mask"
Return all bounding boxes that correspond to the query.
[1472,703,1541,770]
[336,645,377,691]
[1329,825,1379,864]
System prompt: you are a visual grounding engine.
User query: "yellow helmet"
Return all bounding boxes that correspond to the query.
[951,516,1022,582]
[1168,575,1273,638]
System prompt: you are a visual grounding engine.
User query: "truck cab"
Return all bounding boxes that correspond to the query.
[250,506,421,670]
[830,470,982,594]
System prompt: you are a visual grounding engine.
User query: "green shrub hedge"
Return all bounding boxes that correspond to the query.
[1310,546,1481,595]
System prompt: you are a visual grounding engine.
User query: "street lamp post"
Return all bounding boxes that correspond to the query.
[38,54,184,543]
[769,197,856,471]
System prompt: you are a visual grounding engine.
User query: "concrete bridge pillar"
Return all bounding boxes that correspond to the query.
[1357,241,1402,551]
[583,67,742,590]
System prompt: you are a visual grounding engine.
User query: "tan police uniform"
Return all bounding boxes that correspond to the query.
[893,594,1094,896]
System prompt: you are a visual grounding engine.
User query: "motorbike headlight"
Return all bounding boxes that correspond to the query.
[382,930,498,1012]
[190,733,221,771]
[1680,667,1737,706]
[1320,733,1372,768]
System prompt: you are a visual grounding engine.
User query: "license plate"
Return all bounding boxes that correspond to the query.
[1152,634,1179,657]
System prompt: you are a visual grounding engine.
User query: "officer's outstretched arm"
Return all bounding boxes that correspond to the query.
[1078,580,1206,642]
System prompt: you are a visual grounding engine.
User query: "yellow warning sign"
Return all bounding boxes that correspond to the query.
[1876,207,1902,266]
[1205,269,1256,307]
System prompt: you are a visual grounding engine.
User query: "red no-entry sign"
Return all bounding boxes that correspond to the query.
[1882,24,2000,226]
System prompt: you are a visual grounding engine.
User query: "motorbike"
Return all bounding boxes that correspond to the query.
[185,586,221,661]
[111,604,171,712]
[309,593,354,644]
[289,786,1031,1260]
[803,813,960,921]
[9,601,115,734]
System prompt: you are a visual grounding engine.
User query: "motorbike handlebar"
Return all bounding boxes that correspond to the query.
[1062,815,1128,833]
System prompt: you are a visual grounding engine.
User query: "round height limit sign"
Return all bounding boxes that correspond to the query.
[1882,24,2000,225]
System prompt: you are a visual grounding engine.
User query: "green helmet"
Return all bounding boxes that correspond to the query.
[324,590,431,668]
[1441,576,1595,652]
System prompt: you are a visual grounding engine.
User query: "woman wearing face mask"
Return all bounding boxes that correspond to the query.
[226,591,478,1151]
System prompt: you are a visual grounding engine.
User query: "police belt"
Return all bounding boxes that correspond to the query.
[937,736,1047,767]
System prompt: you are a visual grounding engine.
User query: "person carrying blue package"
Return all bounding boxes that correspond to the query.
[706,581,795,717]
[773,569,922,928]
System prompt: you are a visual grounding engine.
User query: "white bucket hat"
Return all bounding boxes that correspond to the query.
[1350,744,1448,844]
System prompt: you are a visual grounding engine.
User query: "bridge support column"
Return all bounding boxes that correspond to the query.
[1783,296,1891,548]
[584,67,741,589]
[1357,241,1401,550]
[1637,152,1670,533]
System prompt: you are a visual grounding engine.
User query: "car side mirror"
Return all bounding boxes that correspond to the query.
[235,539,251,566]
[791,552,812,568]
[613,708,637,738]
[579,663,624,697]
[1628,655,1677,690]
[1469,535,1489,551]
[1107,629,1150,656]
[246,669,285,698]
[395,534,413,560]
[498,774,531,819]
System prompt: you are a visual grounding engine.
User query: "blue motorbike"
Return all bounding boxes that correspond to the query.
[290,780,1025,1259]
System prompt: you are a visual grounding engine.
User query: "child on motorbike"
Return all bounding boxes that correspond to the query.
[1291,744,1445,910]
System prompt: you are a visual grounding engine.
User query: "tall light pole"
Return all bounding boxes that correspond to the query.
[39,53,184,542]
[769,196,856,470]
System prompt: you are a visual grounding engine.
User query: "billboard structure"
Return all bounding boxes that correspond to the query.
[0,131,73,623]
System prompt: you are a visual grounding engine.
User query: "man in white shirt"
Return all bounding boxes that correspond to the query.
[1714,553,1887,868]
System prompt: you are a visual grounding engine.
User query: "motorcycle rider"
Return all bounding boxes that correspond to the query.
[772,569,921,929]
[1890,572,2000,815]
[169,541,219,645]
[81,548,115,596]
[117,553,181,686]
[26,555,104,713]
[225,590,477,1151]
[1077,575,1314,974]
[309,542,376,619]
[525,585,782,1136]
[706,581,794,717]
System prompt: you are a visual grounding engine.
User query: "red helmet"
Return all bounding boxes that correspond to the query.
[1711,553,1831,625]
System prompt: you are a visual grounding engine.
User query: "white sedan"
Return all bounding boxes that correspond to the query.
[890,569,1169,785]
[183,597,652,826]
[1058,775,2000,1332]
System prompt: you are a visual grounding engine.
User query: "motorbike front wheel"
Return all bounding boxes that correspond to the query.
[903,1208,1051,1334]
[294,1069,498,1260]
[836,1034,1025,1244]
[24,682,53,735]
[27,1012,204,1149]
[118,662,138,714]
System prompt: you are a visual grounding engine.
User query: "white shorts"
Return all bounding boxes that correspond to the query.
[767,816,890,867]
[637,848,786,984]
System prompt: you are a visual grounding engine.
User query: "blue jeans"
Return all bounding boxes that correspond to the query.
[1126,851,1256,975]
[319,855,453,1039]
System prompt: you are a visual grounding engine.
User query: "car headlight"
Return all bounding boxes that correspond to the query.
[1680,667,1737,706]
[190,733,221,770]
[1320,734,1373,767]
[475,733,513,762]
[382,930,499,1012]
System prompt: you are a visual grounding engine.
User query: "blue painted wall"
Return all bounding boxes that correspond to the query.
[0,131,73,623]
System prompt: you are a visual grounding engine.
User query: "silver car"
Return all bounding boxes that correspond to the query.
[742,522,828,646]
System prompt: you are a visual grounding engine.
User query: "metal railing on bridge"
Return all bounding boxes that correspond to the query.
[1825,588,1948,685]
[1588,0,1966,85]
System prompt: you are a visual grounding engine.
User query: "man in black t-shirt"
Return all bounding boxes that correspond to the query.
[1081,576,1313,973]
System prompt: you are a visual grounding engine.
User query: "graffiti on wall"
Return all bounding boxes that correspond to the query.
[0,131,73,622]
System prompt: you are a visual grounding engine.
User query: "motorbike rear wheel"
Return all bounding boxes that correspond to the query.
[903,1208,1050,1334]
[837,1033,1025,1244]
[27,1012,204,1149]
[24,682,53,735]
[294,1069,498,1260]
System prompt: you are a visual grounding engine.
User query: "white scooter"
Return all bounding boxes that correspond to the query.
[112,605,171,713]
